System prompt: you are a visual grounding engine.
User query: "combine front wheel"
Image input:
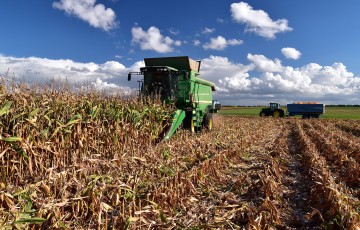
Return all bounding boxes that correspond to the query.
[190,119,196,133]
[203,113,213,131]
[184,113,200,133]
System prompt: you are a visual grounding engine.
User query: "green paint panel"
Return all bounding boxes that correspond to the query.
[164,109,186,140]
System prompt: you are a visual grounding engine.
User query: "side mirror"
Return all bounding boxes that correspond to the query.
[128,73,131,81]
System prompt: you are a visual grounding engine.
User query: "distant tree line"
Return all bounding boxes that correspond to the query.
[326,104,360,107]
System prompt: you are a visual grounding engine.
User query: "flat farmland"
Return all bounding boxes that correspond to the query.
[0,86,359,229]
[219,106,360,119]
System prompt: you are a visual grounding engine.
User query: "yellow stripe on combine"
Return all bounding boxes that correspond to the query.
[197,100,212,103]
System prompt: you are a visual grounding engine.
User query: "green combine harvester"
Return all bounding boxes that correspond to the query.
[128,56,221,140]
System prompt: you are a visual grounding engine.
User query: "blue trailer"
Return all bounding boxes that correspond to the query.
[287,103,325,118]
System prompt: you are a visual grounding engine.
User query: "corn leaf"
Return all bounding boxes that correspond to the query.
[28,108,39,117]
[65,114,82,126]
[0,101,13,116]
[0,137,22,142]
[14,218,46,224]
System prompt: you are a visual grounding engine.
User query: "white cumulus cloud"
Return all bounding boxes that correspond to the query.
[230,2,292,39]
[247,54,283,72]
[169,28,179,35]
[131,26,182,53]
[53,0,118,31]
[0,55,135,94]
[281,47,301,60]
[202,27,216,34]
[200,56,254,88]
[203,36,243,50]
[1,54,360,105]
[201,54,360,105]
[88,78,132,95]
[193,40,201,46]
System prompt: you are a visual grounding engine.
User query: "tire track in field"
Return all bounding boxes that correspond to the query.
[147,116,285,228]
[268,120,319,229]
[144,119,278,218]
[312,120,360,163]
[336,122,360,137]
[301,121,360,190]
[293,120,359,229]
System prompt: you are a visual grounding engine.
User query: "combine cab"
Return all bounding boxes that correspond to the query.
[128,56,221,140]
[259,102,285,118]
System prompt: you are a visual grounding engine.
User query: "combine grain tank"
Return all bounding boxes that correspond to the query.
[287,102,325,118]
[128,56,221,140]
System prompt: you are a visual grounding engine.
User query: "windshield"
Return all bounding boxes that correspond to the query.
[270,103,279,109]
[142,70,178,101]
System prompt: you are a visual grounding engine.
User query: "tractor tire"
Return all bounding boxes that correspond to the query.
[279,109,285,117]
[273,110,281,118]
[273,109,285,118]
[259,111,266,117]
[203,113,213,131]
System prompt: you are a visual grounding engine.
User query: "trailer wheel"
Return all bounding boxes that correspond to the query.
[203,113,213,131]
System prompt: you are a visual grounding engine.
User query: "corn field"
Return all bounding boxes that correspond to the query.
[0,82,359,229]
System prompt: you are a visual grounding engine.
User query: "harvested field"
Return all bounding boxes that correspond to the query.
[0,85,359,229]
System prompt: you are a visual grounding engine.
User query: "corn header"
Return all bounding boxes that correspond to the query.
[128,56,221,140]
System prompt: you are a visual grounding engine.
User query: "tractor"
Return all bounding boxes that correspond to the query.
[259,102,285,118]
[128,56,221,140]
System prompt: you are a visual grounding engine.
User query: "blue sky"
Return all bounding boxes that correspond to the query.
[1,0,360,105]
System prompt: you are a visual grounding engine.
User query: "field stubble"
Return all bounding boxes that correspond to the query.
[0,83,359,229]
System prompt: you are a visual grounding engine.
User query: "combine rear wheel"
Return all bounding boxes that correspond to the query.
[203,113,213,131]
[259,111,266,117]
